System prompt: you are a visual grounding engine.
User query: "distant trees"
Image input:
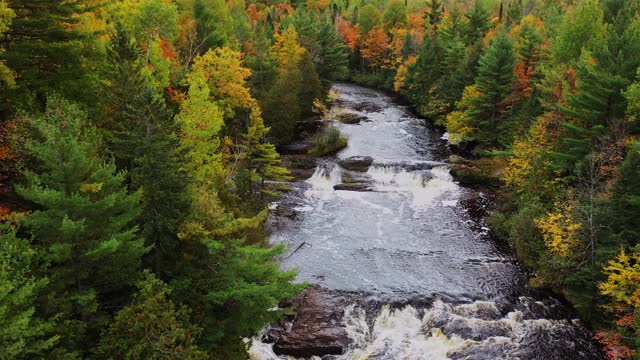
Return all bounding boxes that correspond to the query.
[262,25,322,144]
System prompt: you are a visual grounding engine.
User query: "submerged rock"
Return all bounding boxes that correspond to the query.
[339,156,374,172]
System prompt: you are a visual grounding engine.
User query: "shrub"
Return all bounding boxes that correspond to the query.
[309,126,348,156]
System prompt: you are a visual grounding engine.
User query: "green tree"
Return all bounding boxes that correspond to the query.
[194,0,232,50]
[0,0,102,118]
[297,50,324,118]
[426,0,444,31]
[451,31,516,147]
[465,0,491,43]
[235,108,292,212]
[0,222,57,359]
[357,4,382,35]
[105,33,190,280]
[96,271,207,360]
[605,142,640,246]
[0,1,15,88]
[16,97,146,356]
[382,0,407,31]
[172,235,303,358]
[552,0,605,65]
[284,9,349,81]
[438,5,469,45]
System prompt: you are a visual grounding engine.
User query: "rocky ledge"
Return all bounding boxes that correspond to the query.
[338,156,373,172]
[268,285,351,358]
[336,112,368,124]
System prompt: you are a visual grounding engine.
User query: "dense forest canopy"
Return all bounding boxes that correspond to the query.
[0,0,640,358]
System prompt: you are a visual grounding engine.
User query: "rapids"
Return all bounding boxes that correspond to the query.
[249,84,602,359]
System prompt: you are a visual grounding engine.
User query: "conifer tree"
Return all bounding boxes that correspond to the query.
[15,97,146,356]
[0,0,101,117]
[236,108,292,212]
[357,4,382,35]
[468,31,516,147]
[465,0,491,43]
[382,0,408,31]
[0,222,57,359]
[96,271,208,359]
[604,142,640,246]
[104,26,190,278]
[425,0,444,31]
[284,10,349,81]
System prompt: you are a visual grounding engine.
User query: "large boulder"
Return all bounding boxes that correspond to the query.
[449,164,500,188]
[281,154,316,180]
[269,285,351,358]
[352,102,384,113]
[339,156,373,172]
[336,112,367,124]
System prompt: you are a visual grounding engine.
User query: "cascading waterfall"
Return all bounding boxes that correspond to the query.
[367,165,459,209]
[307,165,342,191]
[251,83,601,360]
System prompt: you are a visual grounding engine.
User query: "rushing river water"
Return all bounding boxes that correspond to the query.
[250,84,602,359]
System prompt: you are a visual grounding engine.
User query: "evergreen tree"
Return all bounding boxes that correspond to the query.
[284,9,349,81]
[505,0,523,26]
[0,222,57,359]
[15,97,146,356]
[96,271,207,359]
[439,5,469,44]
[104,26,191,279]
[298,50,324,118]
[465,0,491,43]
[455,31,516,147]
[425,0,444,31]
[193,0,232,50]
[382,0,407,31]
[357,4,382,35]
[607,142,640,246]
[236,108,292,212]
[0,0,102,117]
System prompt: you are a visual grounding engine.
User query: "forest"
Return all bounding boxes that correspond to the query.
[1,0,640,359]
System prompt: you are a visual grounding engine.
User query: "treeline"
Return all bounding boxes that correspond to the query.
[2,0,640,358]
[0,0,352,358]
[331,0,640,357]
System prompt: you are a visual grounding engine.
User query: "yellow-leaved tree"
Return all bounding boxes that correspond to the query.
[535,200,582,257]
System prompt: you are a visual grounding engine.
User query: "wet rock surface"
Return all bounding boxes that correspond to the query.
[281,154,317,180]
[269,286,352,357]
[338,156,373,172]
[336,112,368,124]
[333,183,373,192]
[449,163,500,188]
[352,101,384,113]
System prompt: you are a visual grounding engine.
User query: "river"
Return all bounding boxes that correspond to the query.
[250,83,602,359]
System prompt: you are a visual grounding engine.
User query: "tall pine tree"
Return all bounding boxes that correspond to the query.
[16,97,146,356]
[103,26,190,279]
